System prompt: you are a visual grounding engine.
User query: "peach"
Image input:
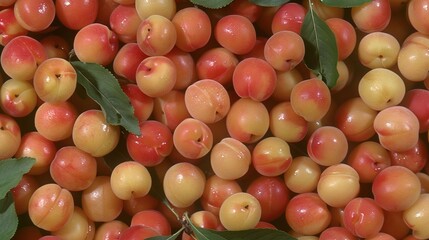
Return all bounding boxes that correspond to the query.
[34,101,78,142]
[173,117,213,159]
[73,23,119,66]
[55,0,99,30]
[14,0,55,32]
[72,109,120,157]
[264,30,305,71]
[33,58,77,103]
[184,79,230,124]
[136,14,177,56]
[0,8,27,46]
[172,7,212,52]
[0,113,21,159]
[14,131,57,176]
[232,57,277,101]
[135,55,177,98]
[28,183,74,231]
[0,35,47,81]
[290,77,331,122]
[226,98,269,144]
[0,78,37,117]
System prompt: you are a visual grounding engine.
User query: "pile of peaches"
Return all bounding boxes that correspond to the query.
[2,0,429,239]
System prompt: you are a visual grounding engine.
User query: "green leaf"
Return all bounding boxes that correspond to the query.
[189,0,234,9]
[300,0,339,88]
[0,157,35,199]
[147,227,184,240]
[249,0,290,7]
[320,0,372,8]
[0,192,19,240]
[70,61,140,135]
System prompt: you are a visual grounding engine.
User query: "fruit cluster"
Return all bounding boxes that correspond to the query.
[2,0,429,239]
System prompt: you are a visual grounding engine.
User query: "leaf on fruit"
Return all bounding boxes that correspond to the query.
[0,157,35,199]
[71,61,140,135]
[147,227,184,240]
[189,0,234,9]
[249,0,290,7]
[186,214,297,240]
[0,192,18,240]
[320,0,372,8]
[300,1,339,88]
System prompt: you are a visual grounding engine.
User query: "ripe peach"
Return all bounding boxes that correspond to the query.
[210,137,251,180]
[285,192,332,236]
[152,90,191,131]
[130,210,171,236]
[351,0,391,33]
[326,17,357,61]
[52,206,95,240]
[113,43,148,83]
[373,106,420,152]
[346,141,392,183]
[55,0,98,30]
[110,161,152,200]
[334,97,377,142]
[28,183,74,231]
[252,137,292,177]
[93,220,128,240]
[290,77,331,122]
[165,47,198,90]
[184,79,230,124]
[73,23,119,66]
[284,156,321,193]
[358,31,400,69]
[214,14,256,55]
[0,78,37,117]
[358,68,405,111]
[11,174,40,215]
[72,109,120,157]
[50,146,98,191]
[0,113,21,159]
[163,162,206,208]
[135,0,176,20]
[1,35,47,81]
[196,47,238,86]
[246,176,289,222]
[135,55,177,98]
[0,8,27,46]
[307,126,348,166]
[14,0,55,32]
[270,101,308,143]
[136,14,177,56]
[271,3,306,34]
[317,164,360,208]
[219,192,262,231]
[81,176,123,222]
[343,197,384,238]
[34,101,78,142]
[173,118,213,159]
[403,193,429,239]
[14,131,57,176]
[121,83,154,123]
[172,7,212,52]
[264,30,305,72]
[372,165,421,212]
[232,57,277,101]
[109,4,140,43]
[33,57,77,103]
[226,98,269,144]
